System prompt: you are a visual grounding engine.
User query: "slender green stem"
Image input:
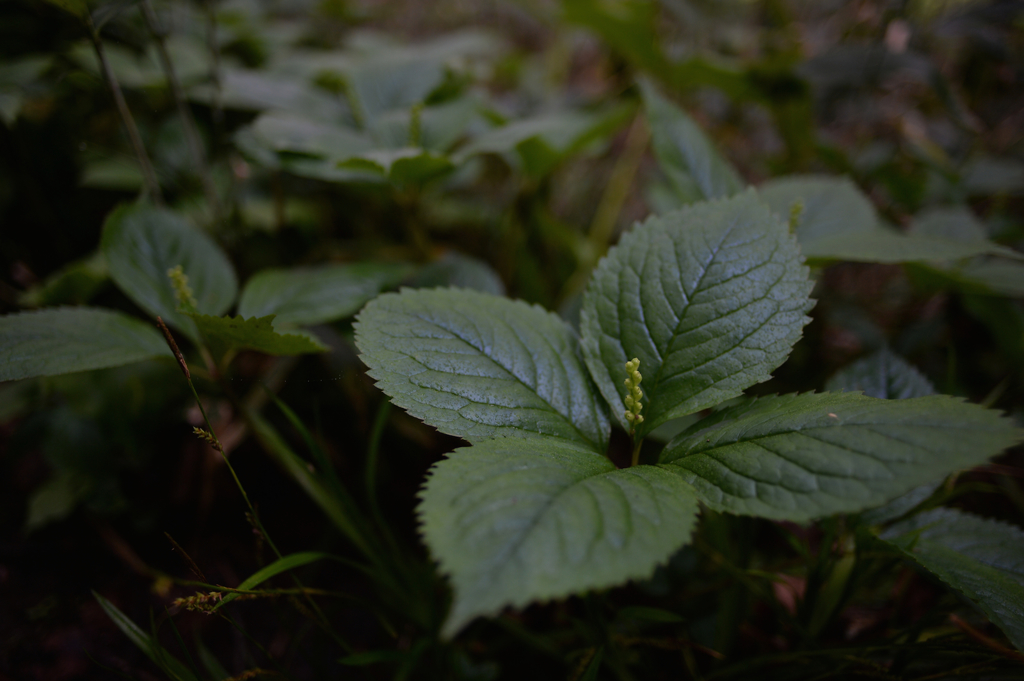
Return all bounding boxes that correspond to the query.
[138,0,221,219]
[87,16,162,204]
[630,437,643,467]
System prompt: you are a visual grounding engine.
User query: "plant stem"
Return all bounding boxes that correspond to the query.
[138,0,221,219]
[87,16,162,204]
[630,436,643,467]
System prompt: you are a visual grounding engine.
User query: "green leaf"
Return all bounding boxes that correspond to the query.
[419,438,700,637]
[826,347,935,399]
[248,111,372,158]
[640,78,743,202]
[355,288,610,451]
[101,205,237,343]
[909,207,1023,260]
[0,307,171,381]
[660,392,1021,522]
[828,348,941,525]
[217,551,333,608]
[93,592,201,681]
[237,262,414,326]
[338,148,454,185]
[25,471,89,532]
[408,252,505,295]
[760,176,1014,263]
[188,314,327,356]
[881,508,1024,651]
[580,191,813,438]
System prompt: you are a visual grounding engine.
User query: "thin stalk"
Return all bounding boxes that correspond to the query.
[630,437,642,467]
[138,0,221,219]
[155,318,351,653]
[87,16,162,204]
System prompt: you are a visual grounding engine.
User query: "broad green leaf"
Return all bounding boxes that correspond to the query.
[909,207,1023,261]
[660,392,1021,522]
[0,54,51,125]
[640,78,743,202]
[237,262,414,326]
[217,551,333,608]
[93,592,201,681]
[188,314,327,356]
[580,191,813,438]
[962,157,1024,196]
[25,471,89,532]
[828,348,940,525]
[0,307,171,381]
[826,347,935,400]
[355,288,610,451]
[881,508,1024,651]
[191,68,351,121]
[101,205,238,343]
[760,176,1013,263]
[420,438,700,637]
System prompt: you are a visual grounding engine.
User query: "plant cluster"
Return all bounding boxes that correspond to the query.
[2,1,1024,680]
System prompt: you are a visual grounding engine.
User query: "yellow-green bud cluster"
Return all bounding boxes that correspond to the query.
[623,357,644,429]
[167,265,198,311]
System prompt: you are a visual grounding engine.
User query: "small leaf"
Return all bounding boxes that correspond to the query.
[101,205,237,342]
[0,307,171,381]
[217,551,333,608]
[19,251,108,307]
[355,288,610,451]
[188,314,327,356]
[580,191,813,437]
[660,392,1021,522]
[93,592,201,681]
[640,78,743,202]
[419,438,700,637]
[237,262,414,326]
[881,508,1024,651]
[25,471,89,532]
[408,252,505,295]
[826,347,935,400]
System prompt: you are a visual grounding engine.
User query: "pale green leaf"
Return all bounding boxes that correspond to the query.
[237,262,414,326]
[826,347,935,400]
[881,508,1024,651]
[93,592,201,681]
[580,191,813,438]
[640,78,743,202]
[338,148,454,185]
[101,205,237,343]
[0,307,171,381]
[660,392,1021,521]
[19,251,108,307]
[909,207,1023,260]
[25,471,89,532]
[354,288,610,451]
[189,314,327,356]
[248,111,372,158]
[420,438,700,637]
[760,176,1014,263]
[408,252,505,295]
[217,551,333,608]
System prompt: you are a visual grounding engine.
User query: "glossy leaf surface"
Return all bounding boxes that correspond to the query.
[355,289,609,451]
[420,438,700,637]
[581,191,812,437]
[660,392,1020,521]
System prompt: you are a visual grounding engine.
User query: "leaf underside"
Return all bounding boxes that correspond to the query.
[354,288,610,451]
[881,508,1024,652]
[660,392,1021,522]
[580,190,813,437]
[419,438,700,637]
[0,307,171,381]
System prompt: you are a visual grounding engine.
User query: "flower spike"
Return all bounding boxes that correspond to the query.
[623,357,644,433]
